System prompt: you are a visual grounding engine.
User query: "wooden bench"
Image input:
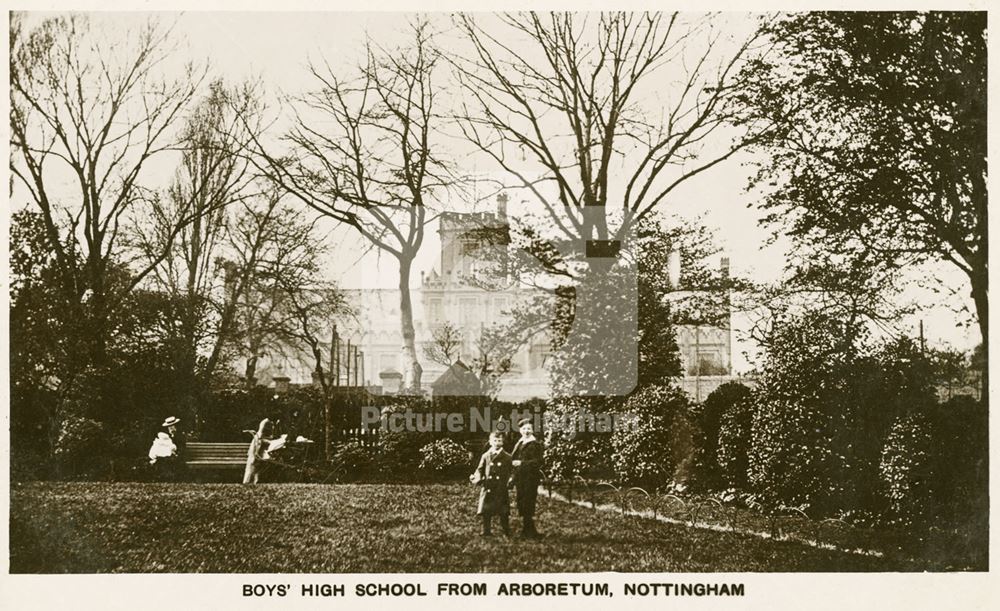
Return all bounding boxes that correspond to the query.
[185,442,249,470]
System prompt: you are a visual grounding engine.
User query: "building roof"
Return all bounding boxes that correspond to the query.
[430,359,483,396]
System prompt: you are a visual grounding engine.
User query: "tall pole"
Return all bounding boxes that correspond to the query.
[326,324,338,462]
[333,327,340,388]
[346,340,352,388]
[695,324,701,403]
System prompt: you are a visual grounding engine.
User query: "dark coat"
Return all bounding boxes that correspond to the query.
[475,449,512,516]
[169,429,186,458]
[511,437,544,486]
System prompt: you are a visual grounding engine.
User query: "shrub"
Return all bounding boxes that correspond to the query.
[745,319,944,517]
[879,412,937,530]
[418,439,473,476]
[748,397,850,514]
[330,441,380,482]
[375,404,437,473]
[543,396,616,482]
[745,312,867,515]
[54,414,106,478]
[271,386,327,443]
[692,382,753,490]
[716,388,754,489]
[202,387,278,442]
[610,385,693,490]
[930,396,988,522]
[544,431,613,482]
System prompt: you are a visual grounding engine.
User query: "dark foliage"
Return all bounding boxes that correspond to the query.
[691,382,753,490]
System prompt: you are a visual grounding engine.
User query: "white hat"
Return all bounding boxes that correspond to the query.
[162,416,181,427]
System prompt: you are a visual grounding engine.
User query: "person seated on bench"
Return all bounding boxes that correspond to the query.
[149,416,185,480]
[243,418,273,485]
[148,432,177,465]
[163,416,186,458]
[164,416,187,478]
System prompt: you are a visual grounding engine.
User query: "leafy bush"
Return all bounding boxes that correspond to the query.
[330,441,380,482]
[543,396,616,482]
[748,397,850,514]
[746,312,865,515]
[879,412,937,530]
[610,385,693,490]
[930,396,988,520]
[745,317,943,517]
[54,414,106,478]
[692,382,753,490]
[418,439,472,475]
[375,404,437,473]
[201,387,278,442]
[716,388,754,489]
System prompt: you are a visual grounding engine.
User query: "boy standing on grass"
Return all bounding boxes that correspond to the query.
[470,431,513,537]
[511,418,544,539]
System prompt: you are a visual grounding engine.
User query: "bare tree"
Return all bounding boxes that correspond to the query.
[240,20,453,393]
[9,14,208,366]
[206,187,286,382]
[128,80,261,389]
[423,322,464,367]
[451,13,770,395]
[136,82,259,297]
[453,13,767,260]
[207,187,342,393]
[470,323,516,399]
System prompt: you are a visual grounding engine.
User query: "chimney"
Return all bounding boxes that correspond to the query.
[496,192,508,221]
[720,256,730,278]
[667,250,682,289]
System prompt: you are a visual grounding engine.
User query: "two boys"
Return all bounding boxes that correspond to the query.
[470,418,544,539]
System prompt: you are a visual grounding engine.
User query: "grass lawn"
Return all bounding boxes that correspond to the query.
[10,481,921,573]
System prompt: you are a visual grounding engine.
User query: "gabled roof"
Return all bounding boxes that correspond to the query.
[431,359,483,395]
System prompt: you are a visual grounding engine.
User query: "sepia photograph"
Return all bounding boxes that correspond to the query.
[4,6,990,583]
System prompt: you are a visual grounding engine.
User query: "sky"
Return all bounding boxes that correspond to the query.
[13,11,982,372]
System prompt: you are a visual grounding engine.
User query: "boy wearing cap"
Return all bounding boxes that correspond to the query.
[471,431,513,536]
[511,418,544,539]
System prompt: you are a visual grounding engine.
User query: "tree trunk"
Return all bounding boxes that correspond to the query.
[971,271,988,400]
[244,355,258,390]
[398,254,422,392]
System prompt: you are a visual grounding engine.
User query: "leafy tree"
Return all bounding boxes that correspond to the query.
[737,13,987,387]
